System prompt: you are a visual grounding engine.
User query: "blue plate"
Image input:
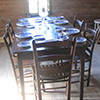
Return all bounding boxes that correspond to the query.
[63,28,80,35]
[16,22,29,27]
[54,20,69,25]
[17,41,30,48]
[55,26,66,32]
[34,35,45,41]
[15,32,32,39]
[76,37,87,43]
[26,25,35,29]
[56,16,64,20]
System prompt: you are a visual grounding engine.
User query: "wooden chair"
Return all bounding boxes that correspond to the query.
[32,38,76,100]
[3,27,33,93]
[3,28,19,86]
[73,23,100,86]
[73,16,84,34]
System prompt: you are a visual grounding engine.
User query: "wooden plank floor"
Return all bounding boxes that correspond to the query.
[0,43,100,100]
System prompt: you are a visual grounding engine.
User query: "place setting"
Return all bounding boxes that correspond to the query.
[16,22,35,29]
[46,16,65,24]
[15,32,33,39]
[16,33,46,48]
[56,16,65,20]
[33,34,45,41]
[63,28,80,35]
[17,41,31,48]
[16,22,30,27]
[54,19,69,25]
[55,26,66,32]
[76,37,87,43]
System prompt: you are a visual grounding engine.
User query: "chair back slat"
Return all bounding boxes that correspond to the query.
[73,16,84,33]
[6,19,15,42]
[4,28,12,46]
[33,39,76,62]
[36,40,72,48]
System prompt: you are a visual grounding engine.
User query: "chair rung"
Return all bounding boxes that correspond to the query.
[40,79,69,84]
[24,72,32,75]
[24,75,33,78]
[41,86,67,91]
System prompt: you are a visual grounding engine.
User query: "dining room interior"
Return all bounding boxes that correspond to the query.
[0,0,100,100]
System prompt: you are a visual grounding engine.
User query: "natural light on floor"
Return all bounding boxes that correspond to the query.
[0,77,22,100]
[0,76,36,100]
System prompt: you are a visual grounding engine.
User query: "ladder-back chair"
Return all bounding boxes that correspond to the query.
[3,28,18,85]
[32,38,76,100]
[74,23,100,86]
[3,27,33,97]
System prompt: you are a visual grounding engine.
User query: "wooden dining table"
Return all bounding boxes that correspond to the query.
[12,16,90,100]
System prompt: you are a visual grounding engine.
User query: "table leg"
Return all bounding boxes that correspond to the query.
[79,48,85,100]
[18,55,25,100]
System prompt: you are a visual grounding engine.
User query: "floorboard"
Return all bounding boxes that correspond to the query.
[0,44,100,100]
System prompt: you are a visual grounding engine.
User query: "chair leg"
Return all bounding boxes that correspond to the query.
[14,68,19,87]
[74,60,78,69]
[32,73,37,100]
[37,80,42,100]
[33,78,42,100]
[66,79,71,100]
[87,61,92,86]
[41,80,45,92]
[32,67,41,100]
[34,81,38,100]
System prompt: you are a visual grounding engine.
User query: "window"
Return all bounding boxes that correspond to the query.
[28,0,38,14]
[28,0,51,16]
